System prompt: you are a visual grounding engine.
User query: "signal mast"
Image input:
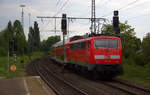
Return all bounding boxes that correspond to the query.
[113,10,120,37]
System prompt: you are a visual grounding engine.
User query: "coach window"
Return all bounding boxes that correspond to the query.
[81,42,86,49]
[71,43,80,49]
[70,44,74,49]
[74,43,77,49]
[76,43,81,49]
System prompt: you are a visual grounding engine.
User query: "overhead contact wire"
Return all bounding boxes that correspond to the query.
[54,0,70,17]
[56,0,61,6]
[102,0,139,17]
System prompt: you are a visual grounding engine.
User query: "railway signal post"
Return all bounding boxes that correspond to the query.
[113,10,120,37]
[61,14,67,62]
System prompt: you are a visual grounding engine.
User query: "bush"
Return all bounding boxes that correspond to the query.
[135,54,146,66]
[0,47,7,56]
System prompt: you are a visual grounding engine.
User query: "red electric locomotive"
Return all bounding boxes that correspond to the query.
[52,36,123,79]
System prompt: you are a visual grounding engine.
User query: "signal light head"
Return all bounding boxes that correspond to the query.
[113,16,119,29]
[113,10,120,36]
[62,14,66,18]
[61,14,67,35]
[114,17,118,22]
[113,17,119,23]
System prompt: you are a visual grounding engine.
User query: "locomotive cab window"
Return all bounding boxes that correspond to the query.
[94,39,119,48]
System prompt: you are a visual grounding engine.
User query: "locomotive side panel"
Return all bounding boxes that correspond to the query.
[68,41,88,66]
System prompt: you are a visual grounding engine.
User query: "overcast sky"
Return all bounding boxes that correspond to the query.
[0,0,150,40]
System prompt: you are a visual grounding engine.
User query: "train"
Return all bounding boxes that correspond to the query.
[52,35,123,79]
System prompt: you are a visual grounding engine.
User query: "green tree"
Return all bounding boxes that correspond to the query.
[0,20,28,56]
[33,21,40,51]
[28,21,41,52]
[7,21,14,55]
[101,24,114,36]
[41,36,60,52]
[0,29,8,56]
[0,21,14,56]
[141,33,150,64]
[28,27,34,53]
[13,20,27,55]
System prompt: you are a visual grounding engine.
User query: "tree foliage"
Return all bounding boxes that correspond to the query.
[0,29,8,56]
[28,21,41,52]
[13,20,27,55]
[142,33,150,58]
[0,20,27,56]
[34,21,40,50]
[136,33,150,65]
[28,27,34,53]
[41,36,60,52]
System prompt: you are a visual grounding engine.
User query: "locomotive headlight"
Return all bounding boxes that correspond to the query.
[94,55,105,59]
[110,55,120,59]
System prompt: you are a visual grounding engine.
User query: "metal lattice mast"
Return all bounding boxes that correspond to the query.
[20,5,25,67]
[28,13,31,27]
[20,5,25,30]
[91,0,96,33]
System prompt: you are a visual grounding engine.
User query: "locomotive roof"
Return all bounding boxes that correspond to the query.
[52,36,120,47]
[52,39,70,47]
[69,36,120,44]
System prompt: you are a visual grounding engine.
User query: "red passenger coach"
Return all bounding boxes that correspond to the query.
[52,36,123,79]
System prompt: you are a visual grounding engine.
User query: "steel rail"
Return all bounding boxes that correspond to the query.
[114,78,150,94]
[100,81,138,95]
[34,63,62,95]
[42,64,88,95]
[35,62,88,95]
[100,79,150,95]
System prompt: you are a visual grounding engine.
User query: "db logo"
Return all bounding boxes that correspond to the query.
[10,65,17,72]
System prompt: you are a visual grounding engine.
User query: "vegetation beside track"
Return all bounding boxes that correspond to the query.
[0,52,45,78]
[118,59,150,88]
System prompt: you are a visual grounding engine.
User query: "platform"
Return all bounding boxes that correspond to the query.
[0,76,56,95]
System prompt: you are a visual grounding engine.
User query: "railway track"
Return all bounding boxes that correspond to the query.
[49,57,150,95]
[34,62,88,95]
[27,55,150,95]
[114,78,150,93]
[99,78,150,95]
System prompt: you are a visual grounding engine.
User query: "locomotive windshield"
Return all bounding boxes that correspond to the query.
[94,39,119,48]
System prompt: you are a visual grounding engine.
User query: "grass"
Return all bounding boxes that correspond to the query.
[118,60,150,88]
[0,52,45,78]
[0,57,7,77]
